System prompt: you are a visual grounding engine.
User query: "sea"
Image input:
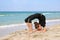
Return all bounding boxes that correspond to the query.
[0,11,60,37]
[0,11,60,26]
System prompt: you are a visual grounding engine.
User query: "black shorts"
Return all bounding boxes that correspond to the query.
[25,13,46,27]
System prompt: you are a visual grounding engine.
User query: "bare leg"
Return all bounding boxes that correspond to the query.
[26,23,33,33]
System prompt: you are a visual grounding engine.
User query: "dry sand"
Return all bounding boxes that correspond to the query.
[0,24,60,40]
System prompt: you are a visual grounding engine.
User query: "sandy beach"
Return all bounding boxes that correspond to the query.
[0,24,60,40]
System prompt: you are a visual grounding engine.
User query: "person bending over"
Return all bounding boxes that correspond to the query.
[25,13,46,33]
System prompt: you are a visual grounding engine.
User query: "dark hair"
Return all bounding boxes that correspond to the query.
[34,22,40,29]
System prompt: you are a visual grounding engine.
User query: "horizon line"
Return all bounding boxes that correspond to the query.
[0,11,60,13]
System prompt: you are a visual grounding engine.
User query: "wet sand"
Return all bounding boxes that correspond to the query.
[0,24,60,40]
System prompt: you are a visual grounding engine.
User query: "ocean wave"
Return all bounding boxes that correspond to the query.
[0,15,5,16]
[0,19,60,28]
[0,14,14,17]
[0,23,26,28]
[43,13,51,15]
[46,19,60,22]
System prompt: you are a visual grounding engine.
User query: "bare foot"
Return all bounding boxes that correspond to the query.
[42,29,47,32]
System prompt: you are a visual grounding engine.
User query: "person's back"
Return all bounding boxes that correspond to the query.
[28,13,43,18]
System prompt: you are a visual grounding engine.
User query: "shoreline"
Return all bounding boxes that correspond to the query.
[0,19,60,28]
[0,19,60,37]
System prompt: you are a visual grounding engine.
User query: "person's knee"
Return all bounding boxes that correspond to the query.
[42,22,46,28]
[40,22,46,28]
[25,18,32,23]
[25,18,28,23]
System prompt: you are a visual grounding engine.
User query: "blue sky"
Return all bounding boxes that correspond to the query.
[0,0,60,11]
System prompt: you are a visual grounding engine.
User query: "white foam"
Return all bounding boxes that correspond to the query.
[46,19,60,22]
[0,15,5,16]
[43,13,51,15]
[0,19,60,29]
[0,14,15,17]
[0,23,26,29]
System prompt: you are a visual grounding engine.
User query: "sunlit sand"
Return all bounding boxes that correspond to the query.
[0,24,60,40]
